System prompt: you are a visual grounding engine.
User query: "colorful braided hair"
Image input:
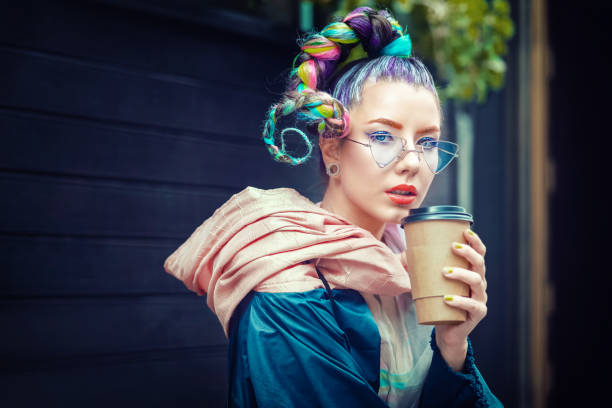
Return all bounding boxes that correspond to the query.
[262,6,437,167]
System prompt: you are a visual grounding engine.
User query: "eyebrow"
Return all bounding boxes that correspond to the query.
[366,118,403,130]
[416,126,441,135]
[366,119,441,135]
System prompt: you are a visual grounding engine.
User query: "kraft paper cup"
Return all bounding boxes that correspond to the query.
[401,206,474,325]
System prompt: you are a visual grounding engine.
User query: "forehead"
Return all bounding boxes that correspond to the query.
[354,80,440,122]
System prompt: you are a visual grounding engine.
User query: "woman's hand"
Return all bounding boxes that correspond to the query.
[434,228,488,371]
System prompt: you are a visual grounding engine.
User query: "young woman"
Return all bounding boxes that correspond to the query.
[164,6,501,407]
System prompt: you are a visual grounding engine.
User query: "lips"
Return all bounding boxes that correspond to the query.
[385,184,418,205]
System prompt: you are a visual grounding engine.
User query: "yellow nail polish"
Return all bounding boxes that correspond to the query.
[444,295,454,302]
[467,229,475,236]
[445,268,453,274]
[454,243,463,249]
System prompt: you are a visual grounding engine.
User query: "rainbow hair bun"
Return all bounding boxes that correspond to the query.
[380,35,412,58]
[262,6,416,166]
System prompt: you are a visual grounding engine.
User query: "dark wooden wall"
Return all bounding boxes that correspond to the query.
[0,1,310,406]
[1,1,517,406]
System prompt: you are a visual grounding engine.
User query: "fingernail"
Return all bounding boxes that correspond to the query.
[443,267,453,274]
[467,229,475,236]
[444,295,454,302]
[454,243,463,249]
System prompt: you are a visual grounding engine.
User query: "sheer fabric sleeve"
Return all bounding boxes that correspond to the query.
[227,290,389,408]
[419,329,503,408]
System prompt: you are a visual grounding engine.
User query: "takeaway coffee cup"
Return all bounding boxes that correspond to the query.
[401,206,474,325]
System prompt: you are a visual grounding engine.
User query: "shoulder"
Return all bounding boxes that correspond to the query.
[229,289,375,343]
[227,289,386,407]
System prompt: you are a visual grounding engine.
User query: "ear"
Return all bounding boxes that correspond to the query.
[319,135,342,166]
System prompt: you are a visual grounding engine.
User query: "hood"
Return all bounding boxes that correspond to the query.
[163,186,411,336]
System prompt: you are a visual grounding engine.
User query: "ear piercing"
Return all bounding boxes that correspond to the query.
[326,163,340,177]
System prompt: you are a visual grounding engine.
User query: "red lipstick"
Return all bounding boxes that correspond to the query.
[385,184,418,205]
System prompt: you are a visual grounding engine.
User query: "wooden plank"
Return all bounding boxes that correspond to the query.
[0,173,222,237]
[2,350,227,407]
[0,172,322,237]
[0,109,316,189]
[0,0,293,80]
[0,236,188,296]
[0,47,274,136]
[529,0,553,406]
[1,296,227,362]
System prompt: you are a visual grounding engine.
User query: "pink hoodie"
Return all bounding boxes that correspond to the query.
[164,186,411,336]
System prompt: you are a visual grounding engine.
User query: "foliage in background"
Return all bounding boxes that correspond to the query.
[317,0,514,103]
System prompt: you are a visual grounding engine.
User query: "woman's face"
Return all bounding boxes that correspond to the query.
[324,80,440,230]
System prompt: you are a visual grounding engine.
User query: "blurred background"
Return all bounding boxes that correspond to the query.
[1,0,608,406]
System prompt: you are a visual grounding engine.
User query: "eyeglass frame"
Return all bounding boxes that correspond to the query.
[344,136,460,174]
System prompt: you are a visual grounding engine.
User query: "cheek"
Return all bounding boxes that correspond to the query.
[340,147,380,195]
[341,143,378,175]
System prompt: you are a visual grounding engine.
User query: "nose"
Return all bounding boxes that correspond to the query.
[395,148,421,174]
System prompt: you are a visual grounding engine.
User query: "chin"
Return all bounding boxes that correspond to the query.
[383,207,413,225]
[387,198,426,223]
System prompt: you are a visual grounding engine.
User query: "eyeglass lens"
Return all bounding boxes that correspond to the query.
[370,137,458,173]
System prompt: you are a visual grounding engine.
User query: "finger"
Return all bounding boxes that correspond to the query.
[452,242,486,276]
[442,267,487,303]
[443,294,487,321]
[464,229,486,257]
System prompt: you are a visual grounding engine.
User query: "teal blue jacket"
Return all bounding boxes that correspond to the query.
[227,288,502,407]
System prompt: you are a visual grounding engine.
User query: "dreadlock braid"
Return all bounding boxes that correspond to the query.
[262,6,412,166]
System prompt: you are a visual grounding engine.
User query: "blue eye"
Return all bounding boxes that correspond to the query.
[417,136,436,145]
[368,131,394,144]
[417,136,438,150]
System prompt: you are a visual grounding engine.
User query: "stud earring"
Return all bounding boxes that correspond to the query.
[326,162,340,177]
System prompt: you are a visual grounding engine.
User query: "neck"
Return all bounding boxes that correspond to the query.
[320,183,386,241]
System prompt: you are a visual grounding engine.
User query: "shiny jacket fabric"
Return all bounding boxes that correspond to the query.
[227,285,503,407]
